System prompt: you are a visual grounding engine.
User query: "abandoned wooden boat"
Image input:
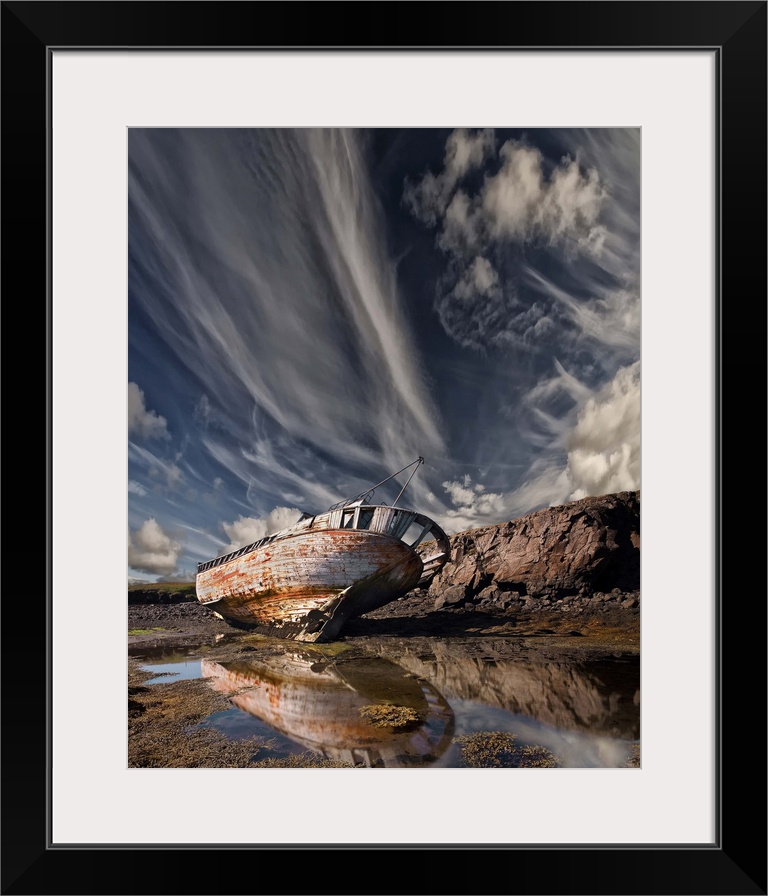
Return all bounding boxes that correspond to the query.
[196,458,451,642]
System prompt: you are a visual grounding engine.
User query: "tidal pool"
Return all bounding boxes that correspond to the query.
[130,634,639,769]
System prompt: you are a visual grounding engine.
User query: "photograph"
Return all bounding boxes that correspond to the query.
[3,0,764,892]
[127,126,643,772]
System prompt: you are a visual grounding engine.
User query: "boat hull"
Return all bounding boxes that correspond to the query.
[196,529,423,642]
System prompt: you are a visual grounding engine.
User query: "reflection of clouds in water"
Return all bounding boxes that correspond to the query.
[199,707,305,758]
[451,700,634,768]
[140,660,202,683]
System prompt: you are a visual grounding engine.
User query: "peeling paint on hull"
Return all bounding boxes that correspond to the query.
[197,529,425,642]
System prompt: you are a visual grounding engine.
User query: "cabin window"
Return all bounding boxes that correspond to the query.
[403,521,429,547]
[357,508,374,530]
[389,510,415,540]
[342,510,355,529]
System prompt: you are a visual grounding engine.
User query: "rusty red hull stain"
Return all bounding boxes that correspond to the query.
[196,529,423,641]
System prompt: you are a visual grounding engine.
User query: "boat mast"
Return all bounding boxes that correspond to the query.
[332,457,425,509]
[392,456,424,506]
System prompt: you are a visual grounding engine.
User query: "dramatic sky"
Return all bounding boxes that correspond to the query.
[128,128,640,583]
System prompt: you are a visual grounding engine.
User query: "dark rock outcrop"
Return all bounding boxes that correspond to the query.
[128,587,196,605]
[427,491,639,613]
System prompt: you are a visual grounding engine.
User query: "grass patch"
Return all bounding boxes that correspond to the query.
[128,582,196,597]
[302,641,353,658]
[128,627,166,635]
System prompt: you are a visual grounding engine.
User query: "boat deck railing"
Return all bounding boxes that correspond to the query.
[197,504,450,580]
[197,532,283,574]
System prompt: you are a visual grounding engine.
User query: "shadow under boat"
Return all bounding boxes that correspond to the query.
[200,647,455,768]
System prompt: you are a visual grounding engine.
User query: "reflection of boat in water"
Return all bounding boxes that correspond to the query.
[196,458,450,643]
[200,647,455,768]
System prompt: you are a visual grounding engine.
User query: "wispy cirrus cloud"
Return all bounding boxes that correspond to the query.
[129,128,445,512]
[523,268,640,363]
[129,442,184,493]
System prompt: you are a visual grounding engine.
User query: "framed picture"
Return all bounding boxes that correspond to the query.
[6,2,765,894]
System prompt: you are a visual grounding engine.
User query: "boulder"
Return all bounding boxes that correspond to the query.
[428,491,640,607]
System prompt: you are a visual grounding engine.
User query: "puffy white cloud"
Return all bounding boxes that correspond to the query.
[506,362,640,511]
[128,382,169,440]
[437,260,551,352]
[437,256,506,349]
[221,506,303,551]
[453,256,501,299]
[443,474,480,507]
[566,362,640,499]
[128,518,182,576]
[437,191,483,255]
[408,135,608,265]
[482,141,606,250]
[221,516,267,549]
[404,128,495,225]
[404,131,625,355]
[445,127,496,181]
[441,474,506,532]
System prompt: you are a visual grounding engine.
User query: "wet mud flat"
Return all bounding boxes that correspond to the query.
[129,597,639,769]
[128,592,639,655]
[128,658,355,768]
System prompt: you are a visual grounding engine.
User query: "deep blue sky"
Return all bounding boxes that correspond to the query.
[128,128,640,582]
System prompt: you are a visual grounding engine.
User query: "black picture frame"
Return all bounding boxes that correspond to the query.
[3,2,765,894]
